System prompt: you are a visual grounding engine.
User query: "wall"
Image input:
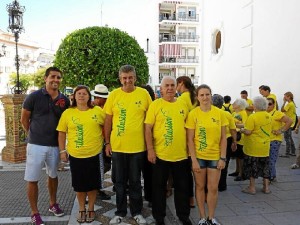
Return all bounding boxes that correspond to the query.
[201,0,300,113]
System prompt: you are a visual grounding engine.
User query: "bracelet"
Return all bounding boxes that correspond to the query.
[220,157,226,162]
[60,150,67,154]
[104,142,110,146]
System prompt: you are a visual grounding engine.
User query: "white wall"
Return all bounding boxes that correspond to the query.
[201,0,300,113]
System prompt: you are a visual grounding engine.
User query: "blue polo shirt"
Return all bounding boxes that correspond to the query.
[22,88,70,146]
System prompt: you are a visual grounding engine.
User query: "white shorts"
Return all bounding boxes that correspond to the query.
[24,143,59,182]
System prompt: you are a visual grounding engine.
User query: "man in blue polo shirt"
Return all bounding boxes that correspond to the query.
[21,67,70,225]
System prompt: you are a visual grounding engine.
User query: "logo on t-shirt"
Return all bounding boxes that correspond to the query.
[117,103,126,136]
[161,109,173,146]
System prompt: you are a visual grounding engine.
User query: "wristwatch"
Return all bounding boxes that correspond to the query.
[220,157,226,162]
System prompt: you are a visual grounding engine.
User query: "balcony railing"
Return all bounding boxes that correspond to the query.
[159,13,199,22]
[159,34,199,42]
[160,56,199,63]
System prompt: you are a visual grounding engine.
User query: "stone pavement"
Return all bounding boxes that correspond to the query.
[1,108,300,224]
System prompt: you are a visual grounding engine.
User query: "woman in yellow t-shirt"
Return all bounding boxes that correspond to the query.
[57,85,105,223]
[267,98,292,181]
[229,99,248,181]
[176,76,196,208]
[240,96,272,195]
[186,84,227,225]
[280,91,297,156]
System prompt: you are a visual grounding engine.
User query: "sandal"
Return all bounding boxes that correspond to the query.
[86,210,95,223]
[242,187,256,195]
[77,210,86,223]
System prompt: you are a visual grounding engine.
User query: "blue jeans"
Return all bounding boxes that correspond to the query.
[269,140,281,179]
[152,158,190,223]
[112,151,145,217]
[284,128,296,154]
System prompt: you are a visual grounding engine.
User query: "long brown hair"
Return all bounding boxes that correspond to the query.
[176,76,196,105]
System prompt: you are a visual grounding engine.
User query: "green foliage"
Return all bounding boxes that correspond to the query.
[9,72,33,93]
[54,26,149,90]
[32,67,47,88]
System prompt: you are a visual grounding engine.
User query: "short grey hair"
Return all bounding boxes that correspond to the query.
[233,98,248,110]
[161,76,176,86]
[253,96,268,111]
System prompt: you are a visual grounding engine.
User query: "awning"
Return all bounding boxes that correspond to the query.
[159,44,182,57]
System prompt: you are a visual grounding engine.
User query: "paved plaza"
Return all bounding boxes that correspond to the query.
[1,108,300,225]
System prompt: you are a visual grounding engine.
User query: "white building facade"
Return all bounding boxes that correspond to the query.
[0,29,55,95]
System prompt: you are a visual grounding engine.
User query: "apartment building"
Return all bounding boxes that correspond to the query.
[0,29,55,95]
[158,0,200,86]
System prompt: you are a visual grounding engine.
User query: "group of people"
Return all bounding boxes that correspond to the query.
[21,65,299,225]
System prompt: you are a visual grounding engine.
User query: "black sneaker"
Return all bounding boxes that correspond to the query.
[207,218,221,225]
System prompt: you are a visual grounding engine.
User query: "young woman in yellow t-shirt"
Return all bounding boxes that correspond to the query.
[186,84,227,225]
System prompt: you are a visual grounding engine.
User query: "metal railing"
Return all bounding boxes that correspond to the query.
[160,56,199,63]
[159,13,199,22]
[159,34,199,42]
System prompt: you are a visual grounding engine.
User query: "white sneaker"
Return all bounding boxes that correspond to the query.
[198,218,207,225]
[133,214,147,225]
[109,215,123,225]
[291,163,300,169]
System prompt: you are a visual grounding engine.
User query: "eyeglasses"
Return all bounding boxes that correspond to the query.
[268,103,273,106]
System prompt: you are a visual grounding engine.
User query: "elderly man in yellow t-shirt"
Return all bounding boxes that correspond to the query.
[145,76,192,225]
[104,65,152,225]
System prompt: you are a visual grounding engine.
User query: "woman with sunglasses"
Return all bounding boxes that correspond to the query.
[267,98,292,181]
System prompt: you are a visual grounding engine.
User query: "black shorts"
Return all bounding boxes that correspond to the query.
[69,154,101,192]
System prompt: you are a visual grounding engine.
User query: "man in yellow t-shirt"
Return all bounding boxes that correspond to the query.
[240,90,254,115]
[145,76,191,225]
[259,85,278,109]
[104,65,152,224]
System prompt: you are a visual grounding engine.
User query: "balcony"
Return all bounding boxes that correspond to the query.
[160,56,199,64]
[159,13,199,22]
[159,34,199,43]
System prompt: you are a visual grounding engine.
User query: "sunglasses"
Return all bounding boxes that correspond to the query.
[268,103,273,106]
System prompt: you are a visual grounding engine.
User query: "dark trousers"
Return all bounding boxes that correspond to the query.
[219,136,233,190]
[112,151,145,217]
[152,158,190,223]
[142,153,152,202]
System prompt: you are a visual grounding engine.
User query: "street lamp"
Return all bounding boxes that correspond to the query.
[0,44,7,57]
[7,0,25,94]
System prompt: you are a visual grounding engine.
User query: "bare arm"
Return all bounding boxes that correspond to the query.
[145,123,156,164]
[104,114,113,156]
[217,126,227,170]
[230,129,237,151]
[58,131,68,162]
[20,108,31,134]
[187,128,200,172]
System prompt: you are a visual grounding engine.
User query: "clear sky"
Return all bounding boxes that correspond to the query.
[0,0,154,51]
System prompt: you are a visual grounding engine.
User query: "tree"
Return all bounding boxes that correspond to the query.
[54,26,149,90]
[9,72,33,93]
[32,67,47,88]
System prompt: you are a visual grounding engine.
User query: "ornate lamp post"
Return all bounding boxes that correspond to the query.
[7,0,25,94]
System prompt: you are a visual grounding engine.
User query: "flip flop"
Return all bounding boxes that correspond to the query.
[242,187,256,195]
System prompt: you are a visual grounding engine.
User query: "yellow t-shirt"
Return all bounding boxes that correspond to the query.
[105,87,152,153]
[178,92,197,111]
[245,98,254,115]
[224,111,236,138]
[284,101,296,127]
[185,106,228,160]
[232,110,248,145]
[269,109,285,141]
[267,93,277,102]
[56,106,105,158]
[222,103,233,114]
[243,111,272,157]
[145,98,189,162]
